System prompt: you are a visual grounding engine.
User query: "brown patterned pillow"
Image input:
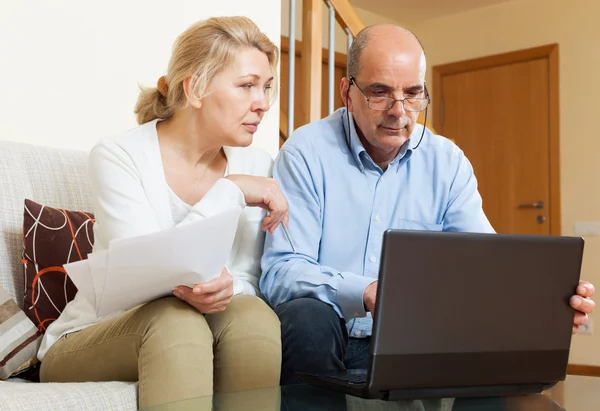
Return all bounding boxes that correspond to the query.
[22,199,95,332]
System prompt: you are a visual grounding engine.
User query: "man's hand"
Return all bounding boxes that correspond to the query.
[173,268,234,314]
[571,281,595,334]
[363,281,378,313]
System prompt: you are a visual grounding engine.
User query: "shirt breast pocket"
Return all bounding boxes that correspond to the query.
[395,218,443,232]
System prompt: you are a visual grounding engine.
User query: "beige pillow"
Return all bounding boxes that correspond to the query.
[0,285,42,379]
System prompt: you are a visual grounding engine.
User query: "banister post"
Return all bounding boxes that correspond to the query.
[302,0,323,125]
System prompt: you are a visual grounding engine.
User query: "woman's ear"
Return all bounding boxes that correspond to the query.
[183,76,203,109]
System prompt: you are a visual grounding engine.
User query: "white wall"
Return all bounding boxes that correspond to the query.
[0,0,281,158]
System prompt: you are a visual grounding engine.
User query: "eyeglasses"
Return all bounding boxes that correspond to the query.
[349,77,430,112]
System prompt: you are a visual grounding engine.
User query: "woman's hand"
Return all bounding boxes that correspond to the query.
[226,175,289,233]
[173,267,234,314]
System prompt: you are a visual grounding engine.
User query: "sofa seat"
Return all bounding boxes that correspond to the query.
[0,380,138,410]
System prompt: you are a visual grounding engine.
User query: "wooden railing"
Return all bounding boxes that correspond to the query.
[299,0,365,127]
[327,0,364,36]
[281,0,364,144]
[301,0,324,126]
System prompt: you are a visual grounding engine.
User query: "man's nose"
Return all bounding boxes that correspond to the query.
[387,99,406,118]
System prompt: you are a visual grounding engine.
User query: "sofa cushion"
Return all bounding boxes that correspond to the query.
[0,380,138,411]
[0,141,94,309]
[0,285,41,380]
[22,199,95,332]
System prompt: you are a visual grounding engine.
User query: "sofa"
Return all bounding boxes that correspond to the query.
[0,141,138,410]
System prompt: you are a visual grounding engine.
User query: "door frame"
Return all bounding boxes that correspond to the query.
[432,44,561,236]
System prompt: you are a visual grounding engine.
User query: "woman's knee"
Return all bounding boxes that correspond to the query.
[208,295,281,343]
[209,295,282,392]
[136,297,213,345]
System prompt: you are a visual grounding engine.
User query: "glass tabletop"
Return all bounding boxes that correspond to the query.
[141,375,599,411]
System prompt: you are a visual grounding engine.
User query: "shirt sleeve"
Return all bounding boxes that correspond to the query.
[260,149,375,320]
[443,148,495,233]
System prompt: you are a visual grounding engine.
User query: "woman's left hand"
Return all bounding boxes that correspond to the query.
[173,268,234,314]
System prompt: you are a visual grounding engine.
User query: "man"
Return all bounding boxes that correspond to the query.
[260,24,595,385]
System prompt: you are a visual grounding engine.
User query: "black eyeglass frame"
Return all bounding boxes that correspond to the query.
[344,77,430,151]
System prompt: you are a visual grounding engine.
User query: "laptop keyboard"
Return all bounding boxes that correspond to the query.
[323,370,367,385]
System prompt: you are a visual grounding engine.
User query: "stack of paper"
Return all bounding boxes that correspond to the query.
[64,208,242,317]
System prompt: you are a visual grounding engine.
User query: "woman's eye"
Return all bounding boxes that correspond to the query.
[241,84,253,89]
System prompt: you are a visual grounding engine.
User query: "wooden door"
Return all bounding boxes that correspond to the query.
[433,45,560,235]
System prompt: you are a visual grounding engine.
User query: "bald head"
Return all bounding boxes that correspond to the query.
[347,24,425,79]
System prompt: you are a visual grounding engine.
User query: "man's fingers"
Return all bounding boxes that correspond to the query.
[571,295,596,315]
[574,311,588,326]
[578,281,595,298]
[367,298,377,313]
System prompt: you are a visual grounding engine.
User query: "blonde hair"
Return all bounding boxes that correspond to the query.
[134,16,279,124]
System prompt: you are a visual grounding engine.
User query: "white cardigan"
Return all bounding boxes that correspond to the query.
[38,119,273,360]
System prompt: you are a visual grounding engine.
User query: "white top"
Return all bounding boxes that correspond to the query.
[38,119,273,360]
[168,186,193,224]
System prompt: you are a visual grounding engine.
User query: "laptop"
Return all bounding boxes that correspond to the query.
[298,229,584,400]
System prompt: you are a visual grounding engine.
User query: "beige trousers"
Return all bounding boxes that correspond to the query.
[40,295,282,408]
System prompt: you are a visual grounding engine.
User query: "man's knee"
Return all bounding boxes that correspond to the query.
[276,298,345,343]
[276,298,347,384]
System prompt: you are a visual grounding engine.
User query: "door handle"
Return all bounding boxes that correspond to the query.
[518,201,544,209]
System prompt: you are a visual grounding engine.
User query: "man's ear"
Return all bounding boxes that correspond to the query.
[183,76,203,109]
[340,77,353,113]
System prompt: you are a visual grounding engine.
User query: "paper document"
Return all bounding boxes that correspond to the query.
[64,259,96,308]
[64,207,242,317]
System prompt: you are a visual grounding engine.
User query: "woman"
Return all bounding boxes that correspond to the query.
[38,16,286,408]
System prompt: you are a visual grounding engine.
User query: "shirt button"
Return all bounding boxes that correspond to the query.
[375,215,380,222]
[356,330,364,337]
[380,176,384,182]
[369,256,376,263]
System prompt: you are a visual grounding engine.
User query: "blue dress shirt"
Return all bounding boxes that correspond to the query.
[260,108,494,338]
